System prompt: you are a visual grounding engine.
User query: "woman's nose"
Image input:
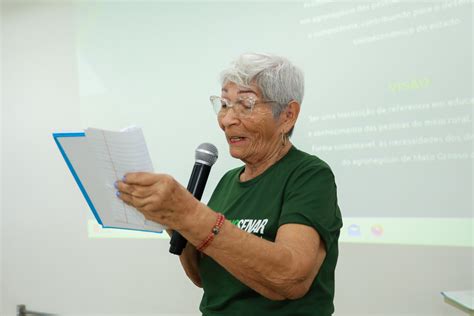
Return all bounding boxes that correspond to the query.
[219,107,240,127]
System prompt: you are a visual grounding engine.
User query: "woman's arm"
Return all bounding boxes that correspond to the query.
[166,230,202,288]
[179,243,202,288]
[180,204,326,300]
[116,173,325,300]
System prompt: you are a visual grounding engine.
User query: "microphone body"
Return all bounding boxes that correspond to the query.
[186,163,211,200]
[169,163,211,255]
[169,143,218,255]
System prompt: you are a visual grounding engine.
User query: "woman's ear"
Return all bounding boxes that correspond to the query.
[282,100,301,133]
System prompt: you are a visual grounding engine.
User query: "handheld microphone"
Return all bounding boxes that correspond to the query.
[169,143,218,255]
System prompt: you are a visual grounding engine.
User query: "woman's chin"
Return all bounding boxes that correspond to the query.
[228,147,245,160]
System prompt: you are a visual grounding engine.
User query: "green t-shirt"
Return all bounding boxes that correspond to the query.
[199,146,343,316]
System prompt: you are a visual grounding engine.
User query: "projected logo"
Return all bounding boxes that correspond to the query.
[347,224,361,237]
[371,224,384,237]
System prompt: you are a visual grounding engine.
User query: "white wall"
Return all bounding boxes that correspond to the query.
[1,2,472,316]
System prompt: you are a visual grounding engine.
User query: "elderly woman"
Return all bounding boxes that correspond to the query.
[116,53,342,316]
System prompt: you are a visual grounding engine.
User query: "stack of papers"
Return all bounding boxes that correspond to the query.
[53,127,164,233]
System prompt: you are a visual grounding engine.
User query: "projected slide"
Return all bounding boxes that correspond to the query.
[75,0,472,246]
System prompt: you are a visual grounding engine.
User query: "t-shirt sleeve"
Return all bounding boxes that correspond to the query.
[279,162,343,249]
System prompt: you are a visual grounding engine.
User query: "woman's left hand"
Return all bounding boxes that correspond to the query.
[115,172,199,231]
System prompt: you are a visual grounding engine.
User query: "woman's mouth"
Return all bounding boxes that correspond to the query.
[229,136,246,144]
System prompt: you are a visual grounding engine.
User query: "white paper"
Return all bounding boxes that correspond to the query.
[84,127,164,232]
[442,290,474,310]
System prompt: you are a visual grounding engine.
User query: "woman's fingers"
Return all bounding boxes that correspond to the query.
[115,173,193,230]
[117,173,176,199]
[122,172,160,186]
[116,175,166,210]
[118,191,155,210]
[116,181,152,198]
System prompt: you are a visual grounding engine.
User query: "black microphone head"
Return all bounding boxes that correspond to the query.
[195,143,218,166]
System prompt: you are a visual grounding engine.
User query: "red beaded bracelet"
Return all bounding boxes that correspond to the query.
[196,213,225,252]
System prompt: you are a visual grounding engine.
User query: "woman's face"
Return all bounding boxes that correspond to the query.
[218,82,285,164]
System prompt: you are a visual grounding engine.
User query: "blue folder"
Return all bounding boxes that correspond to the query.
[53,132,163,234]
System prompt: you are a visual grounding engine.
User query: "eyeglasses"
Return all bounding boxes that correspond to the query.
[210,95,276,117]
